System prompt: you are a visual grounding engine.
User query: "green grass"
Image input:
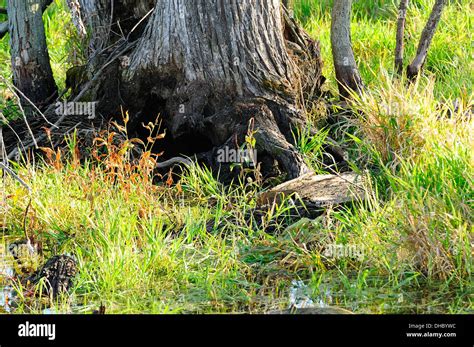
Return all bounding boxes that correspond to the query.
[0,0,473,313]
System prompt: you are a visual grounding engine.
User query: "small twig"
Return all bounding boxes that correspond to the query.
[14,92,38,150]
[0,127,5,162]
[0,76,58,129]
[128,8,155,38]
[1,118,28,160]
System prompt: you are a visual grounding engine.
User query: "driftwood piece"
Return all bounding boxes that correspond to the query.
[257,172,366,208]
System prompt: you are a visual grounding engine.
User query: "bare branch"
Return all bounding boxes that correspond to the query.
[407,0,446,80]
[0,76,58,129]
[395,0,409,76]
[0,127,5,163]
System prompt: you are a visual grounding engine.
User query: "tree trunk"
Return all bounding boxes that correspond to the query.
[395,0,409,76]
[407,0,446,80]
[66,0,325,181]
[331,0,364,99]
[7,0,57,108]
[1,1,51,39]
[66,0,155,57]
[123,0,299,132]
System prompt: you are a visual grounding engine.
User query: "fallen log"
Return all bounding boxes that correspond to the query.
[257,172,367,208]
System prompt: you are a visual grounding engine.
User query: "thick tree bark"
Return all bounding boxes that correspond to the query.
[1,1,52,39]
[7,0,57,107]
[407,0,446,80]
[395,0,409,76]
[124,1,298,130]
[117,0,322,180]
[64,0,155,108]
[331,0,364,99]
[62,0,324,181]
[66,0,155,53]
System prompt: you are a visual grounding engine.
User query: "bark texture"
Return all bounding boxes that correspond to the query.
[7,0,57,107]
[123,0,299,134]
[1,1,52,40]
[395,0,409,76]
[331,0,364,99]
[66,0,154,55]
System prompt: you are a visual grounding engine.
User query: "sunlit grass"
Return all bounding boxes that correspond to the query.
[298,0,473,98]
